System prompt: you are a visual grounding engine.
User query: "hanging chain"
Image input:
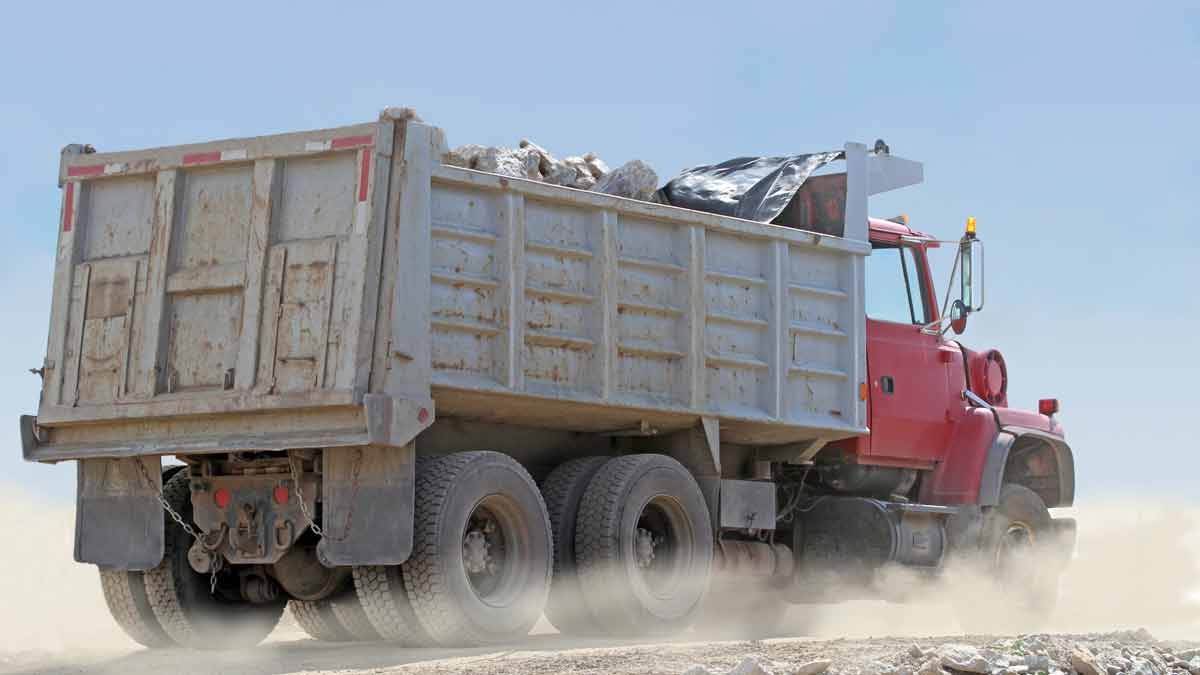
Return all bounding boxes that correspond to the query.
[288,449,363,543]
[135,459,220,594]
[289,453,323,536]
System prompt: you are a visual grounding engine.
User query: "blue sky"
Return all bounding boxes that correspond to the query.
[1,1,1197,502]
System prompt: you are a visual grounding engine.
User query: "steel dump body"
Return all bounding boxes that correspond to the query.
[25,115,880,462]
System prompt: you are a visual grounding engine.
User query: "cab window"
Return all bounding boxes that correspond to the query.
[865,244,929,325]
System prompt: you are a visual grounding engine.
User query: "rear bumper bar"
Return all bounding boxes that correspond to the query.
[20,394,434,463]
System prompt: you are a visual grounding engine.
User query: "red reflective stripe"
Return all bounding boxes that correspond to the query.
[358,150,371,202]
[62,182,75,232]
[67,164,105,177]
[331,134,374,149]
[182,151,221,165]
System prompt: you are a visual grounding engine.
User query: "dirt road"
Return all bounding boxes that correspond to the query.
[3,625,1197,675]
[2,487,1197,674]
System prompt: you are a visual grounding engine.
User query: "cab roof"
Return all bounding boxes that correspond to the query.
[868,216,935,242]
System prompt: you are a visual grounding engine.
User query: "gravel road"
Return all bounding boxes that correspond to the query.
[2,625,1196,675]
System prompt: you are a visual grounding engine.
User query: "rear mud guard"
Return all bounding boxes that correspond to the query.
[75,456,164,570]
[317,443,415,566]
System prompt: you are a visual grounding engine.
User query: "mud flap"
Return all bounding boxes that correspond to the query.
[75,457,164,570]
[317,444,414,566]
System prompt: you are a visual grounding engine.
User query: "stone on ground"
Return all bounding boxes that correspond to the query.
[938,644,992,674]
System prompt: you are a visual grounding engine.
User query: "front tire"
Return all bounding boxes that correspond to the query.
[143,470,285,649]
[951,483,1060,632]
[402,452,553,646]
[575,454,713,636]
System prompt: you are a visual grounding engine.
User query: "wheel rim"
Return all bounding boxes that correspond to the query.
[629,495,692,601]
[461,495,529,608]
[995,520,1039,594]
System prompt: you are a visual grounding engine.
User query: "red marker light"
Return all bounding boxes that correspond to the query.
[1038,398,1060,416]
[417,407,430,424]
[213,488,231,509]
[273,485,290,505]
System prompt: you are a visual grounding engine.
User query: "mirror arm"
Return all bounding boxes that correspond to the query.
[937,247,962,321]
[920,316,952,336]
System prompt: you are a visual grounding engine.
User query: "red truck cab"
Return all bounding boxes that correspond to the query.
[844,216,1075,514]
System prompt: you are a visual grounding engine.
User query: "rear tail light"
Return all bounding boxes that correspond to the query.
[213,488,231,509]
[273,485,290,505]
[1038,398,1060,416]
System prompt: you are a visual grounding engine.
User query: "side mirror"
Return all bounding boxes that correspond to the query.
[949,299,968,335]
[959,235,984,314]
[925,219,985,336]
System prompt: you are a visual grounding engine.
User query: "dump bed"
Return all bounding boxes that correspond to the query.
[24,111,922,462]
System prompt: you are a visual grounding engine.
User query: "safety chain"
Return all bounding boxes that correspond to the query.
[135,459,221,595]
[288,449,363,544]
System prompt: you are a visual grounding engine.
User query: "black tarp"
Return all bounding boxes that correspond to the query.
[654,151,847,235]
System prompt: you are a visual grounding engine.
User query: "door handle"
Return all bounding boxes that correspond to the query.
[880,376,895,394]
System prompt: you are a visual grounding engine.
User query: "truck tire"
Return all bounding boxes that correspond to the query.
[951,483,1058,632]
[352,565,431,645]
[290,582,380,642]
[540,456,610,635]
[144,470,285,649]
[575,454,713,636]
[402,451,553,646]
[99,569,176,648]
[328,584,383,641]
[290,598,352,642]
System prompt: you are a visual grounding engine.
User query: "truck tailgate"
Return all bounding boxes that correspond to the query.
[39,120,395,427]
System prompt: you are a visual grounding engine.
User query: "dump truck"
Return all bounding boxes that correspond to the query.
[20,108,1076,648]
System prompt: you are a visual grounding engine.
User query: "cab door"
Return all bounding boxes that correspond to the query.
[864,242,950,464]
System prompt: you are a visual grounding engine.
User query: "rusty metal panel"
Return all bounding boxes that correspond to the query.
[614,215,690,405]
[79,175,155,260]
[426,161,870,445]
[428,183,506,386]
[266,238,338,393]
[75,258,140,404]
[522,198,602,396]
[36,119,392,433]
[275,153,357,242]
[163,291,243,391]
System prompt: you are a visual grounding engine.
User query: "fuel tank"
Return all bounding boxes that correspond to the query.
[787,497,955,602]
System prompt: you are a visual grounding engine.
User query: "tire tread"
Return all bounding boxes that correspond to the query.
[402,451,551,646]
[289,598,352,642]
[540,456,609,635]
[99,569,175,648]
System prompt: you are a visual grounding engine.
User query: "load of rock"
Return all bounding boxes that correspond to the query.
[443,139,658,201]
[679,631,1200,675]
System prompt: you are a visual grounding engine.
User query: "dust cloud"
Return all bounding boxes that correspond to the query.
[0,485,135,662]
[0,487,1196,671]
[788,501,1200,641]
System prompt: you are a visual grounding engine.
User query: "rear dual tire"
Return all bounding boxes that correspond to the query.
[142,470,285,649]
[290,582,381,642]
[573,454,714,637]
[98,464,188,649]
[540,456,610,635]
[356,451,553,646]
[99,569,175,648]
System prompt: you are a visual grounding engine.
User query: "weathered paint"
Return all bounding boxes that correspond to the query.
[29,113,930,459]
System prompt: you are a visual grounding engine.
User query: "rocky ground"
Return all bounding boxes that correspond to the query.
[2,627,1196,675]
